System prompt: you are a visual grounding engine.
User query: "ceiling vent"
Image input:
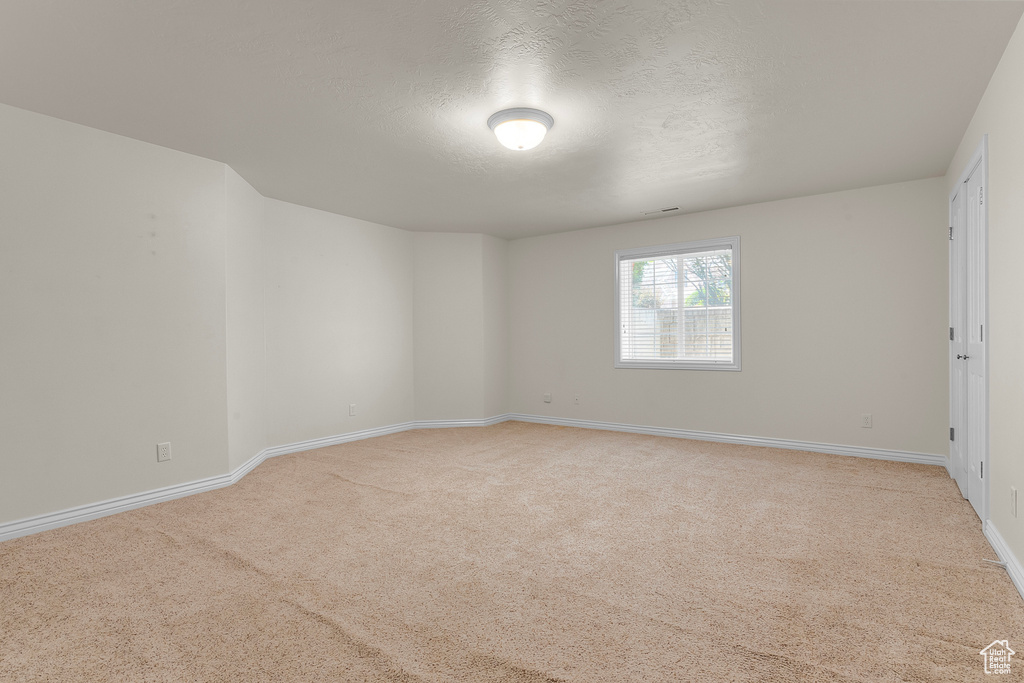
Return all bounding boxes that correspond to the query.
[641,207,680,216]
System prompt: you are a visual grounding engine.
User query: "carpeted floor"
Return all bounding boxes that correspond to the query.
[1,422,1023,681]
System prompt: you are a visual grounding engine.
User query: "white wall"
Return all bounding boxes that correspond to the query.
[264,199,415,446]
[0,103,230,522]
[481,235,508,418]
[946,15,1024,559]
[413,233,508,420]
[507,178,949,455]
[225,167,268,471]
[413,233,486,420]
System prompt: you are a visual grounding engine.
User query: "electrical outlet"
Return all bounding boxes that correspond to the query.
[349,403,357,417]
[1012,487,1018,518]
[157,442,172,462]
[861,414,873,429]
[543,393,552,403]
[574,393,580,405]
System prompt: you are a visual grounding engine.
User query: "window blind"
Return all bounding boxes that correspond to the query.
[615,238,739,370]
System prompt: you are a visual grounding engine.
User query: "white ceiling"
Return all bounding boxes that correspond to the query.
[1,1,1021,239]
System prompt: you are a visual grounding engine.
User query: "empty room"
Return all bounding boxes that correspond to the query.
[4,1,1024,680]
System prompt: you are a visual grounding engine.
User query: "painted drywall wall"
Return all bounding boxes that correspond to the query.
[946,15,1024,557]
[507,177,948,455]
[413,233,508,420]
[264,199,415,446]
[413,233,486,420]
[0,103,230,523]
[225,167,268,471]
[481,235,508,418]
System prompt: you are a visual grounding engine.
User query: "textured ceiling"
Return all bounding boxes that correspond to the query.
[1,1,1021,238]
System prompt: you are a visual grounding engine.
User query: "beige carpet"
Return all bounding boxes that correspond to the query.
[2,422,1023,682]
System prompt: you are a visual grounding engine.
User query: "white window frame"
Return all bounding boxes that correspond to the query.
[614,236,741,371]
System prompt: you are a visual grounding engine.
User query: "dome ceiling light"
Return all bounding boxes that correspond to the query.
[487,108,554,151]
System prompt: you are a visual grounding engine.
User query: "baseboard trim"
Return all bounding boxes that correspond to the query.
[0,472,236,542]
[984,521,1024,602]
[257,416,512,461]
[409,415,511,430]
[0,416,511,542]
[506,414,945,467]
[1,412,943,542]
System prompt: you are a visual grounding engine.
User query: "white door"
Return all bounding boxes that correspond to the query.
[964,164,987,521]
[949,140,987,522]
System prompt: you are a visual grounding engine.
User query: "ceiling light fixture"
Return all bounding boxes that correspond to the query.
[487,108,554,151]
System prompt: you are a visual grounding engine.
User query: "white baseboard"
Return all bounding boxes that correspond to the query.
[257,415,510,461]
[984,521,1024,603]
[507,413,945,467]
[0,472,236,543]
[241,417,512,480]
[0,412,944,542]
[0,416,509,542]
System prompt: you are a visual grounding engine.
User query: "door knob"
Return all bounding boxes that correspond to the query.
[957,354,971,360]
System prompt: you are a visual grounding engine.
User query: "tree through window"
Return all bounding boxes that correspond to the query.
[615,237,740,370]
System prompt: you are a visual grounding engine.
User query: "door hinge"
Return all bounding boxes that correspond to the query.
[949,226,953,240]
[950,427,955,441]
[950,327,954,341]
[981,461,984,478]
[981,324,984,342]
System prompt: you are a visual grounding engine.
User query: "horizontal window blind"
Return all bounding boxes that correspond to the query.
[615,238,739,370]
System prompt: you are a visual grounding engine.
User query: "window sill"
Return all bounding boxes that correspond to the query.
[615,360,741,371]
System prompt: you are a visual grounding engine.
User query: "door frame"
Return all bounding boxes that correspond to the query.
[948,134,989,523]
[949,185,967,496]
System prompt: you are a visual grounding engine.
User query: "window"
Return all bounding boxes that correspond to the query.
[614,236,740,370]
